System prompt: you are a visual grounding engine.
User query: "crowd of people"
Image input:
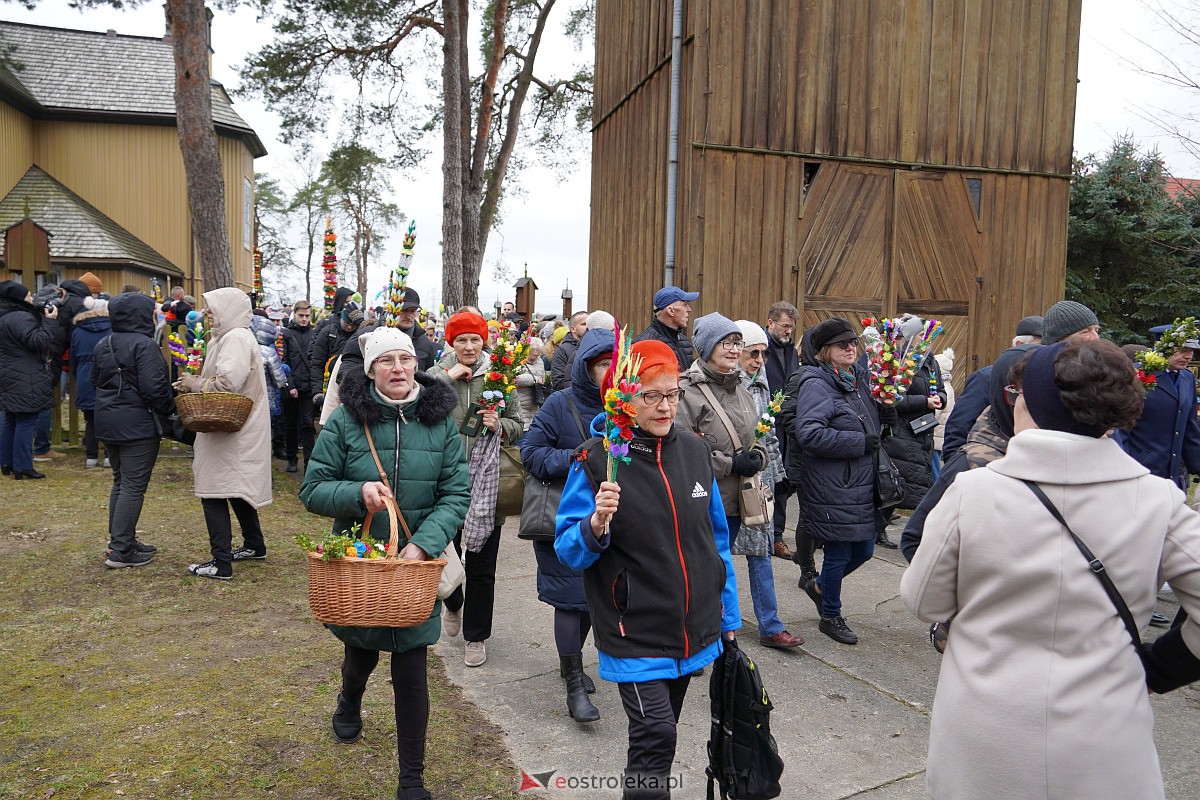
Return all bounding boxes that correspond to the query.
[3,271,1200,800]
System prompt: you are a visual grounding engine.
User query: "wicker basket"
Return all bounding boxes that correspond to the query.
[176,390,253,433]
[306,496,447,628]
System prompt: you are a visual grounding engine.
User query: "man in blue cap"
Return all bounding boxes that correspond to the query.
[634,285,699,372]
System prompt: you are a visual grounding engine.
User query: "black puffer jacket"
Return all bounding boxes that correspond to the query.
[91,293,176,442]
[790,364,880,542]
[0,290,55,413]
[880,357,945,509]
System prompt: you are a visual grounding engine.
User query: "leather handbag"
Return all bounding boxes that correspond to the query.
[696,383,774,526]
[518,394,588,541]
[364,423,465,600]
[495,444,528,518]
[856,410,906,509]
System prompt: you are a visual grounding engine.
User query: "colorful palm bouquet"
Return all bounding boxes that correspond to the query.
[479,323,530,411]
[861,315,945,405]
[755,391,786,440]
[601,325,643,481]
[167,323,206,375]
[1135,317,1200,391]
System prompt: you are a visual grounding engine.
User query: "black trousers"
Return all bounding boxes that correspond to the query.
[106,437,160,554]
[442,523,502,643]
[201,497,266,569]
[342,644,429,791]
[282,393,315,463]
[82,409,101,460]
[617,676,691,800]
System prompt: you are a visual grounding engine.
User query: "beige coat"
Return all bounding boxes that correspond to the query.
[902,429,1200,800]
[187,287,273,508]
[676,359,765,515]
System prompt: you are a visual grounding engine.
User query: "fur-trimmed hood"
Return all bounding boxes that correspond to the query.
[339,367,459,427]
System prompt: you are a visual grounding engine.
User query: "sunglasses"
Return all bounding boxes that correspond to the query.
[744,348,767,359]
[833,340,859,350]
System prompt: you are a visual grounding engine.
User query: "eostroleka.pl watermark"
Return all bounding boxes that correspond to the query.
[519,769,685,793]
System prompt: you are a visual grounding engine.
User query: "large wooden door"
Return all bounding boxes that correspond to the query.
[795,161,980,387]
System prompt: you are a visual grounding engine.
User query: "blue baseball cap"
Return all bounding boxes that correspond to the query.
[653,285,700,311]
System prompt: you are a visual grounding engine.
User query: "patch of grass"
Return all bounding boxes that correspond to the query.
[0,453,519,800]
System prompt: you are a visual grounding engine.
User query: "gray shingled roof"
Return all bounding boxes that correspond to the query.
[0,21,265,157]
[0,166,182,275]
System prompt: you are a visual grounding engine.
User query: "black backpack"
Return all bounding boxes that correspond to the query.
[706,638,784,800]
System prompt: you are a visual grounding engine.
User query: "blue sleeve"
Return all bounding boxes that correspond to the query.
[1183,374,1200,476]
[794,380,865,458]
[707,481,741,633]
[554,458,608,571]
[520,395,575,480]
[942,367,990,457]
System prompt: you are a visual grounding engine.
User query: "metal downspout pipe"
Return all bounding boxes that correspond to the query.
[664,0,684,288]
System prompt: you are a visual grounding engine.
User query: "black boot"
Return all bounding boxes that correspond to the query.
[876,530,898,549]
[332,691,363,743]
[559,654,599,722]
[561,655,597,694]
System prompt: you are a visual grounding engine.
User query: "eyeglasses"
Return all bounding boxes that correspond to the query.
[744,348,767,359]
[374,355,418,370]
[833,340,859,350]
[720,340,745,351]
[640,388,686,406]
[1004,384,1022,406]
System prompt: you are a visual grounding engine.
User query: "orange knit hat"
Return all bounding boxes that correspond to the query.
[631,339,679,379]
[445,311,489,344]
[79,271,103,295]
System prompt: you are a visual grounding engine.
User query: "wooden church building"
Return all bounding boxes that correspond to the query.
[589,0,1083,376]
[0,19,265,297]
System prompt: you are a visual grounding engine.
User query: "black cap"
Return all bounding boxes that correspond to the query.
[810,318,859,350]
[1015,315,1044,337]
[400,288,421,310]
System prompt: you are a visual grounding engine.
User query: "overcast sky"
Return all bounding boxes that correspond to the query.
[6,0,1199,313]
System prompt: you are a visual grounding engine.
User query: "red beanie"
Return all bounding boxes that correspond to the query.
[631,339,679,379]
[445,312,489,345]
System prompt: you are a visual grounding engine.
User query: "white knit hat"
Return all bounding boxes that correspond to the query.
[361,327,416,375]
[735,320,767,348]
[586,309,616,332]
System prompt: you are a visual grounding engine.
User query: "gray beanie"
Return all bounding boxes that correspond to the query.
[1042,301,1099,344]
[692,312,741,360]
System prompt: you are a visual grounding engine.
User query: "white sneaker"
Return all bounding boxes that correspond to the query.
[85,458,99,468]
[102,457,110,468]
[443,607,462,638]
[464,640,487,667]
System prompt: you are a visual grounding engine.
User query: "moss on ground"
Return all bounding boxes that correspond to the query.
[0,452,519,800]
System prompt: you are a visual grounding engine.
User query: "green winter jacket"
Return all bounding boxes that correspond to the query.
[427,350,525,458]
[300,369,469,652]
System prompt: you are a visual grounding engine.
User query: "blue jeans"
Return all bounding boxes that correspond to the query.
[931,450,943,480]
[818,539,875,618]
[33,407,51,454]
[0,410,38,471]
[728,515,784,638]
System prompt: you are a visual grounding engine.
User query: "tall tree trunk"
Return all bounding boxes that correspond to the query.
[167,0,233,292]
[440,0,466,309]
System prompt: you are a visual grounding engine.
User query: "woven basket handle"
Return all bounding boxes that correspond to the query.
[363,423,414,557]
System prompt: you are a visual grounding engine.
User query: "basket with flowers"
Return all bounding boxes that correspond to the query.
[295,496,445,628]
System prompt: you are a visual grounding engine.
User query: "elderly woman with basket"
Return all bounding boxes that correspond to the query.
[519,327,614,723]
[177,287,273,580]
[429,311,523,668]
[300,327,469,800]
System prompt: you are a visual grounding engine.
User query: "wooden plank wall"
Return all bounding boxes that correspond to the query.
[0,101,33,197]
[590,0,1080,375]
[688,0,1082,175]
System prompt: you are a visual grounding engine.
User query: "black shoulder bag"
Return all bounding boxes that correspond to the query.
[518,394,587,542]
[1024,479,1194,694]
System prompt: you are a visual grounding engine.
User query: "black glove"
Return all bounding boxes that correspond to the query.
[864,433,881,454]
[878,404,899,426]
[731,449,764,476]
